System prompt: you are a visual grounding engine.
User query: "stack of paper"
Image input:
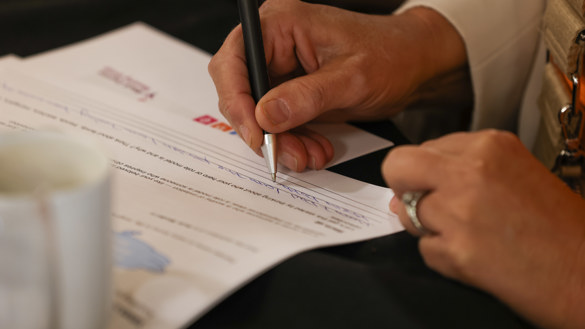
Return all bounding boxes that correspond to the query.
[0,23,402,329]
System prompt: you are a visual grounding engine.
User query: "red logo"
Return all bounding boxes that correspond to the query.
[193,115,237,135]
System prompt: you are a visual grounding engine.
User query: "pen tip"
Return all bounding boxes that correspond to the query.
[271,173,276,182]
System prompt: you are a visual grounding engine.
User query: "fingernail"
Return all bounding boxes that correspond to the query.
[239,125,251,147]
[262,99,289,125]
[308,156,317,170]
[279,152,298,172]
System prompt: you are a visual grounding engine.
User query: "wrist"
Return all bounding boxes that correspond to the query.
[396,6,468,86]
[559,199,585,328]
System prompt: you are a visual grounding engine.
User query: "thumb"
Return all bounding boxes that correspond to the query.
[256,63,360,132]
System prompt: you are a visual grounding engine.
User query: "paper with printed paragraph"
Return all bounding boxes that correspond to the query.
[20,22,393,167]
[0,69,403,328]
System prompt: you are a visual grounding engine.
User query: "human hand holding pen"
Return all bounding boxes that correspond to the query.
[208,0,467,172]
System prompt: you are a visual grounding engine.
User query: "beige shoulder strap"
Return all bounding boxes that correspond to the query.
[536,0,585,196]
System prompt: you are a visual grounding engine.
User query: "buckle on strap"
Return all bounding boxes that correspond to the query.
[552,31,585,194]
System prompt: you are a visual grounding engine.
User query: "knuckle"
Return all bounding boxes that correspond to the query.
[217,98,234,122]
[207,56,218,75]
[385,146,416,169]
[459,130,525,185]
[217,98,228,115]
[476,129,522,152]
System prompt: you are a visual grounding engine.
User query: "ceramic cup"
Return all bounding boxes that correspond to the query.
[0,131,112,329]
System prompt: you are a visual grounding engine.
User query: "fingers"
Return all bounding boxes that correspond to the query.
[383,146,438,236]
[276,126,335,172]
[291,126,335,169]
[383,140,463,238]
[256,61,365,133]
[393,191,443,237]
[209,22,335,172]
[209,26,265,151]
[382,145,449,195]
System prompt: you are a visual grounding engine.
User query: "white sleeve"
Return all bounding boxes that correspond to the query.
[395,0,546,132]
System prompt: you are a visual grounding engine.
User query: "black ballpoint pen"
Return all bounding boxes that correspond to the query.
[237,0,277,182]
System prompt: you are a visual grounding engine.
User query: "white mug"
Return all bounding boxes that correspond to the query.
[0,131,112,329]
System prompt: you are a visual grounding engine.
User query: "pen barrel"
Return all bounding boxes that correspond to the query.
[238,0,270,103]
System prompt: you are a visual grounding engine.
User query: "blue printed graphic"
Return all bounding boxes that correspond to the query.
[114,231,170,273]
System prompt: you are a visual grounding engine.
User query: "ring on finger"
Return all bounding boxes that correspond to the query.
[402,191,431,235]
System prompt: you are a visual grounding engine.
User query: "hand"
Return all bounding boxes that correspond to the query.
[382,130,585,329]
[208,0,467,172]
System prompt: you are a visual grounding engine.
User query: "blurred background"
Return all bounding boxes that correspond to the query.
[0,0,403,57]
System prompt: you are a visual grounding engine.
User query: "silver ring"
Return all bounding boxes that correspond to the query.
[402,191,429,234]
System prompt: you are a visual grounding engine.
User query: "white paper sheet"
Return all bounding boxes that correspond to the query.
[0,54,21,69]
[0,69,403,328]
[20,22,393,167]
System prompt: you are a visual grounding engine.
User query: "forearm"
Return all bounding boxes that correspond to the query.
[395,0,546,132]
[387,6,471,110]
[398,7,467,84]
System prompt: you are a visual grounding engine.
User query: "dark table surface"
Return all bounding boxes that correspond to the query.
[1,1,535,328]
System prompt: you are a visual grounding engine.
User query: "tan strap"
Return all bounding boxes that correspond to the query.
[543,0,585,76]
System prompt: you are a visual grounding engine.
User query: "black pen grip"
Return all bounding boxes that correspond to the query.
[237,0,270,103]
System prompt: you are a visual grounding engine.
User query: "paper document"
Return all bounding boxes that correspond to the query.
[0,69,403,329]
[21,22,393,167]
[0,54,21,69]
